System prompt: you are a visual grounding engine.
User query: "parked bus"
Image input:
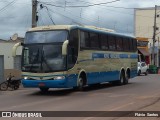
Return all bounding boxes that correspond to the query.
[12,25,137,92]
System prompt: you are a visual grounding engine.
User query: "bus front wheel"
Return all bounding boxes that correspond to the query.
[77,77,84,91]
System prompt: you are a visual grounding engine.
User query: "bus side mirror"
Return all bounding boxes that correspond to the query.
[62,40,69,55]
[12,42,22,57]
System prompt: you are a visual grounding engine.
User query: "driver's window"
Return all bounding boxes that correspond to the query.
[68,29,79,69]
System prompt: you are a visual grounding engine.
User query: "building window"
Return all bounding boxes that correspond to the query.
[14,55,21,70]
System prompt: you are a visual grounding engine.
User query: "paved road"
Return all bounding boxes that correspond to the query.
[0,74,160,120]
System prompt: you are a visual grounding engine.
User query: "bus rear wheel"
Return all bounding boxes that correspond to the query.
[119,72,125,85]
[112,72,126,86]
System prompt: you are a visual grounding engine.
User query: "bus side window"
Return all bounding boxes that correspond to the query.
[116,37,123,51]
[80,31,90,48]
[129,38,133,51]
[108,35,116,50]
[123,38,130,51]
[100,34,108,50]
[68,29,78,69]
[90,32,99,49]
[133,39,137,51]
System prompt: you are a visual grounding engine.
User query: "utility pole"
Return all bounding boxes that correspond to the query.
[32,0,38,28]
[152,5,157,65]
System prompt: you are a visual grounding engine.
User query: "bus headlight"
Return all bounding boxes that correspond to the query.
[54,76,65,80]
[24,76,29,80]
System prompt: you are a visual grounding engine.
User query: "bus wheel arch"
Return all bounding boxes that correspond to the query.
[76,70,87,91]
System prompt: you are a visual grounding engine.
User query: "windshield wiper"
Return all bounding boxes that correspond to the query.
[41,48,53,72]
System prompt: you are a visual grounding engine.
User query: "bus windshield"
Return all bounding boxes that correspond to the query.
[22,44,66,73]
[22,30,68,73]
[25,30,68,43]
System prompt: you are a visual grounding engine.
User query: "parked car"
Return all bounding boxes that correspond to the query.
[137,62,148,76]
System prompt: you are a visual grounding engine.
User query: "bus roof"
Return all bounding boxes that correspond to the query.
[28,25,115,32]
[28,25,77,31]
[28,25,135,39]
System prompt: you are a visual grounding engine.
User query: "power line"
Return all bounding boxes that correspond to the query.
[47,7,133,33]
[40,0,120,8]
[47,8,86,25]
[40,1,154,19]
[40,4,55,25]
[0,0,17,13]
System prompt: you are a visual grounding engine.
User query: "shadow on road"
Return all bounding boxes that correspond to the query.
[27,82,133,96]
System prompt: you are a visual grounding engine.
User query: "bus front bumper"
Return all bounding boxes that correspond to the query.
[22,79,69,88]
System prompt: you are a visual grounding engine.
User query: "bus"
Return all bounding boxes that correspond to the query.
[12,25,137,92]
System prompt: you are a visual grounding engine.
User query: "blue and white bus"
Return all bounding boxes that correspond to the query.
[13,25,137,92]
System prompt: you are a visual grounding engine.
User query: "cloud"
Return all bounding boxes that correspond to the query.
[0,0,160,39]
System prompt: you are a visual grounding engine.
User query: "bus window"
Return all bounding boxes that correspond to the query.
[133,39,137,51]
[100,34,108,50]
[68,29,79,69]
[108,35,116,50]
[116,37,123,51]
[123,38,130,51]
[80,31,90,48]
[129,38,133,51]
[90,33,99,49]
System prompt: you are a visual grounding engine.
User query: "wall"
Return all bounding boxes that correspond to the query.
[135,7,160,66]
[135,7,160,47]
[0,42,22,79]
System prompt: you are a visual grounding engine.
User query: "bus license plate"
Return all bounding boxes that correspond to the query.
[39,83,45,87]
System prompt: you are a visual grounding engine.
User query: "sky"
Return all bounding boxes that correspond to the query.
[0,0,160,40]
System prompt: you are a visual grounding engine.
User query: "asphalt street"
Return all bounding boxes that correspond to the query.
[0,74,160,120]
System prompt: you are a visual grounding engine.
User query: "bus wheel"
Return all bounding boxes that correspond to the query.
[77,77,84,91]
[116,72,125,86]
[124,73,129,85]
[39,88,49,93]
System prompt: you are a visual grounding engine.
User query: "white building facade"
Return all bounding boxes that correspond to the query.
[134,6,160,66]
[0,39,22,83]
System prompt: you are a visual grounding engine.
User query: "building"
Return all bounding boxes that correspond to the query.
[137,37,150,64]
[134,6,160,66]
[0,38,23,83]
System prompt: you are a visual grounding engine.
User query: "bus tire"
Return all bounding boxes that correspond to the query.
[73,77,84,91]
[124,72,129,85]
[39,87,49,93]
[77,77,84,91]
[116,71,125,86]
